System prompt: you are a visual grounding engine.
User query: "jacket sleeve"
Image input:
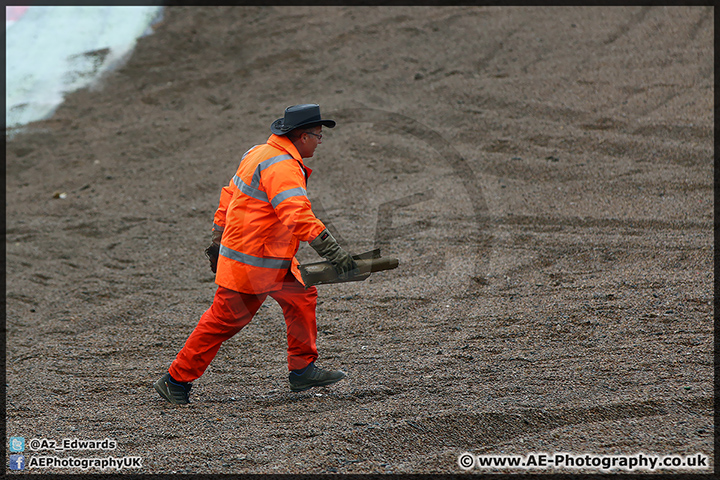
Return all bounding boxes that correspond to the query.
[212,180,236,235]
[261,160,325,242]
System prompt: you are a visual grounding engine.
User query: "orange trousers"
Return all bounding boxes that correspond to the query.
[169,272,318,383]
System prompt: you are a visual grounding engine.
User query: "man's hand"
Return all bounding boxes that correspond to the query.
[309,229,358,276]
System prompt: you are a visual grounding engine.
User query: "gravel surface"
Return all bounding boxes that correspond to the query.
[5,6,714,475]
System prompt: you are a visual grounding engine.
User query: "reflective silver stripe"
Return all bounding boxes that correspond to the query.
[271,187,308,208]
[219,245,291,269]
[213,224,224,232]
[234,153,297,203]
[233,174,269,202]
[252,154,294,188]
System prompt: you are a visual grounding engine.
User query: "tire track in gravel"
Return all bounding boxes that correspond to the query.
[489,214,710,233]
[473,105,711,169]
[331,106,493,292]
[349,395,713,455]
[602,6,652,45]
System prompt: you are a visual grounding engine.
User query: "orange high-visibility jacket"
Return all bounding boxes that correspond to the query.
[212,134,326,294]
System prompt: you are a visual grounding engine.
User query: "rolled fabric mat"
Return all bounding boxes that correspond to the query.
[299,250,399,287]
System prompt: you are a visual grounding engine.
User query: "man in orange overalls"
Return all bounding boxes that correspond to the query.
[154,104,357,404]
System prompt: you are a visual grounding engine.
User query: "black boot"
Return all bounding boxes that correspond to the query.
[154,373,192,404]
[289,362,346,392]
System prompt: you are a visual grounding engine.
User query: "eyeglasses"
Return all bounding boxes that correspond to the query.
[304,132,322,140]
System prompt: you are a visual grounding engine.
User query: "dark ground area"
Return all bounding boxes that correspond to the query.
[5,6,714,474]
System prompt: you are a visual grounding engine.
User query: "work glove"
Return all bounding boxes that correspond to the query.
[205,243,219,273]
[309,229,358,277]
[211,229,222,245]
[205,229,222,273]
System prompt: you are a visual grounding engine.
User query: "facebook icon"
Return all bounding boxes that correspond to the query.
[10,454,26,471]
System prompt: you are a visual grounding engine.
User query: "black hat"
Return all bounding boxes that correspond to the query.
[270,104,336,135]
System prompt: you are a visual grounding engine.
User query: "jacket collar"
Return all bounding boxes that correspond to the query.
[268,134,301,161]
[267,134,313,178]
